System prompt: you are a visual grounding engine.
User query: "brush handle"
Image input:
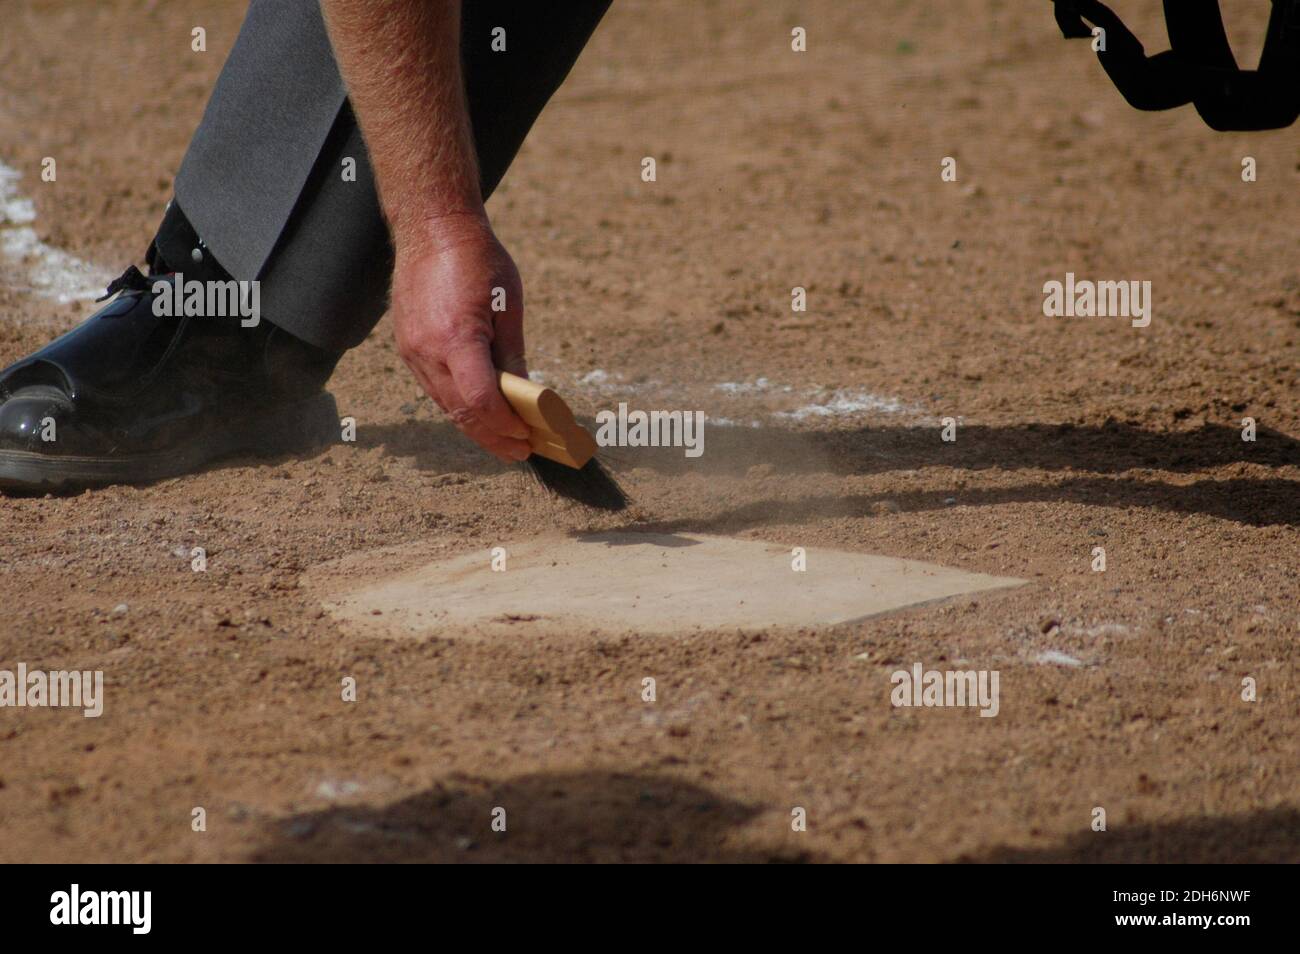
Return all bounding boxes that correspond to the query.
[498,371,597,469]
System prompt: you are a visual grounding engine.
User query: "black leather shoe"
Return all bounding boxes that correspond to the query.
[0,266,342,492]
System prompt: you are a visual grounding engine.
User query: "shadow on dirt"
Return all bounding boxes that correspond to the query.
[354,417,1300,527]
[363,417,1299,476]
[631,475,1300,529]
[249,770,819,863]
[957,806,1300,863]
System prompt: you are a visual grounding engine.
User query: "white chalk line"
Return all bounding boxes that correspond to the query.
[533,367,926,426]
[0,160,112,305]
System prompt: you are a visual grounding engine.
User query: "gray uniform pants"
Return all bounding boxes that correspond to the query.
[158,0,611,351]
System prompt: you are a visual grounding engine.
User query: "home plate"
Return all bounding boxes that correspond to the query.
[311,532,1025,641]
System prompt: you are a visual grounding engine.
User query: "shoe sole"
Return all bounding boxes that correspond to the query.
[0,391,339,493]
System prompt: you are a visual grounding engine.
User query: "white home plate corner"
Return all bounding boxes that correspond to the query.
[309,532,1026,641]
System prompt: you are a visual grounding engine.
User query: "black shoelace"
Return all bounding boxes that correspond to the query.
[95,264,153,302]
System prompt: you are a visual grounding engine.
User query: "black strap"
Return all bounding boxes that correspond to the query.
[1054,0,1300,130]
[1053,0,1094,39]
[1056,0,1191,110]
[1170,0,1300,129]
[1165,0,1237,71]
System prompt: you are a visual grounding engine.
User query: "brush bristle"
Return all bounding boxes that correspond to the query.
[523,454,629,512]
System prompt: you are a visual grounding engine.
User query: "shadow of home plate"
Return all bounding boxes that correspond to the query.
[304,532,1025,641]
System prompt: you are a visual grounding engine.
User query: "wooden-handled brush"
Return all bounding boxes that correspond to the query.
[498,371,628,511]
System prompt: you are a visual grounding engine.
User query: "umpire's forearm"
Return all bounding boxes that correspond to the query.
[319,0,485,253]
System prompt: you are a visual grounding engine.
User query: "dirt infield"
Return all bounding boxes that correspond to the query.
[0,0,1297,863]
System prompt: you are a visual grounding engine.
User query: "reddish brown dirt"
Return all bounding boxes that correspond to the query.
[0,1,1296,862]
